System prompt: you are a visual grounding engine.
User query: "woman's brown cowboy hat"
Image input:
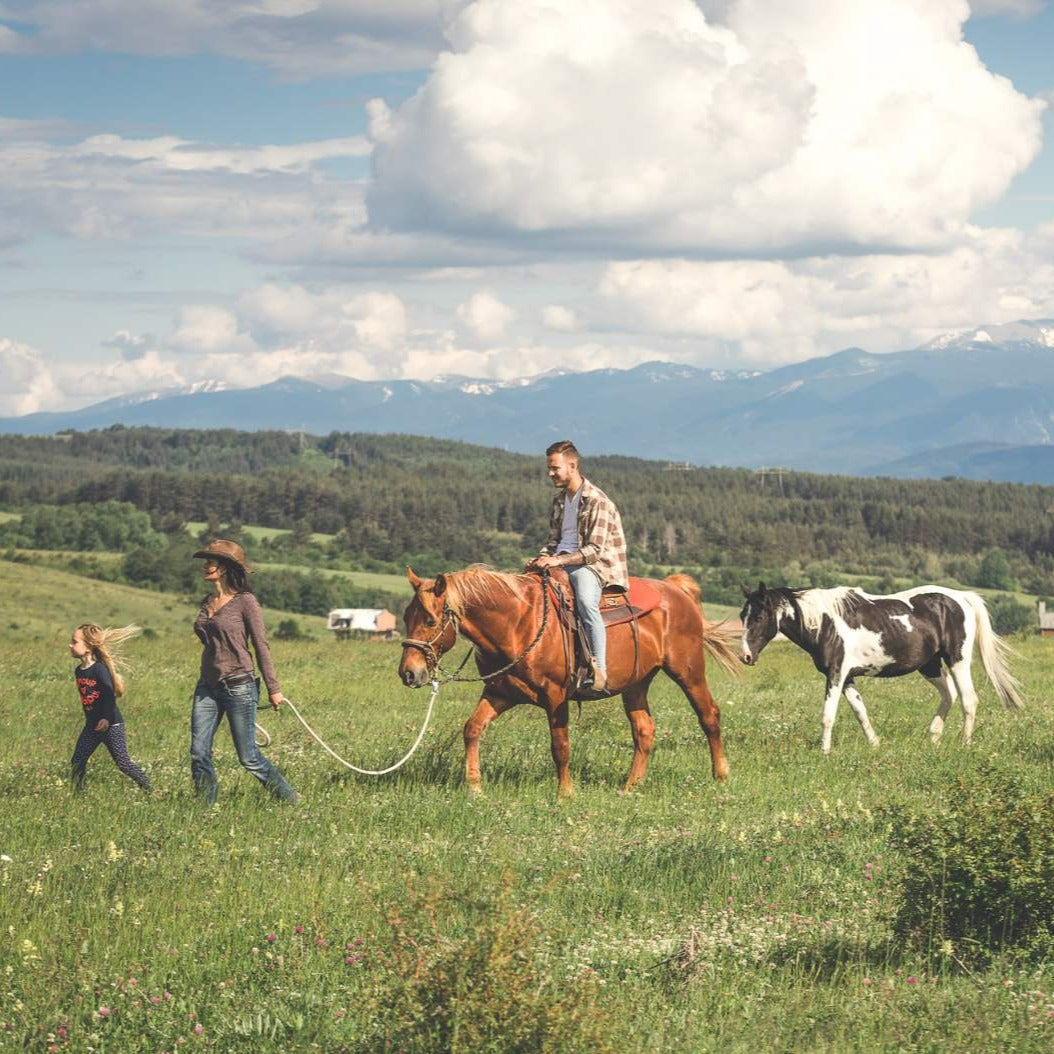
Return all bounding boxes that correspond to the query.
[193,538,252,573]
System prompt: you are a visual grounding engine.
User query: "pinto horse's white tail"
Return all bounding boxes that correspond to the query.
[963,591,1024,710]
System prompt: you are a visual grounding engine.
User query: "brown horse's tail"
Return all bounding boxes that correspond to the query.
[666,573,742,680]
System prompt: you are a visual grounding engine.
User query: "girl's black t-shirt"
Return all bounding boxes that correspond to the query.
[75,660,123,726]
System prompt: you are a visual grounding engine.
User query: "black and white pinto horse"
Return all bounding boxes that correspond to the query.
[738,582,1023,753]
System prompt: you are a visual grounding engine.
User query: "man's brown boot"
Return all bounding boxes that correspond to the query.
[590,659,607,694]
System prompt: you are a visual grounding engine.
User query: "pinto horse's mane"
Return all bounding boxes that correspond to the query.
[443,565,532,617]
[791,586,861,634]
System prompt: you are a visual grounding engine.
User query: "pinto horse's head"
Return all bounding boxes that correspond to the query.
[738,581,788,666]
[399,568,458,688]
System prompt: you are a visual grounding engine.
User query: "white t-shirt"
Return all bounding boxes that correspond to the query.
[555,487,582,555]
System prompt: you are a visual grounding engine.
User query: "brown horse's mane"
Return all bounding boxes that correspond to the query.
[443,565,532,617]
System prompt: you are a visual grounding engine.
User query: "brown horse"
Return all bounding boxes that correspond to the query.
[398,566,739,798]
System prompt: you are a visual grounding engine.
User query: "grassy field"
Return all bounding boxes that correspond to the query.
[1,561,1053,1051]
[185,522,336,546]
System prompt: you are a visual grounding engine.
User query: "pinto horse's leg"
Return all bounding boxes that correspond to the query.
[947,659,979,744]
[842,680,880,747]
[548,700,574,799]
[923,659,958,743]
[821,674,845,754]
[463,693,514,795]
[621,681,656,793]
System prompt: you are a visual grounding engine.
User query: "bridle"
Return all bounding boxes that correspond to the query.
[400,605,459,677]
[400,570,553,685]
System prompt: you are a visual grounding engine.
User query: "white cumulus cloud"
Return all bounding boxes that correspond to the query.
[0,338,61,414]
[456,290,516,342]
[367,0,1045,254]
[599,225,1054,363]
[542,305,580,332]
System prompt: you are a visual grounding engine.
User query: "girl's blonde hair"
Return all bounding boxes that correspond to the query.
[77,623,141,698]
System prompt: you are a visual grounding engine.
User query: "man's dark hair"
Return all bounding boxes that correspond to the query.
[546,440,580,459]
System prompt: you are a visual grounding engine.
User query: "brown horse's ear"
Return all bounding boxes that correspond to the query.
[757,580,766,593]
[740,582,751,598]
[434,573,447,597]
[407,567,422,589]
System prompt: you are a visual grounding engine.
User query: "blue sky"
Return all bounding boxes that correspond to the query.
[0,0,1052,414]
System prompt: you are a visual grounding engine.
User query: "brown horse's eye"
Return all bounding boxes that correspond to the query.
[425,616,437,627]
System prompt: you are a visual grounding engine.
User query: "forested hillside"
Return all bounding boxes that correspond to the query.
[1,427,1051,609]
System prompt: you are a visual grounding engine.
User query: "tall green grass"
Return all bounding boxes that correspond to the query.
[1,561,1053,1051]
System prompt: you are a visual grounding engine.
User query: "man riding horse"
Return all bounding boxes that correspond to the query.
[525,439,627,694]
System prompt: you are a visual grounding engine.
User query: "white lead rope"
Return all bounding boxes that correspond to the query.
[256,680,441,776]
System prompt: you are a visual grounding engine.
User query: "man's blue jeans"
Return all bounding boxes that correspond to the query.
[569,566,606,672]
[190,679,297,805]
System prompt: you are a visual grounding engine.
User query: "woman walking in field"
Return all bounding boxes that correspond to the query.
[190,538,297,805]
[69,623,152,792]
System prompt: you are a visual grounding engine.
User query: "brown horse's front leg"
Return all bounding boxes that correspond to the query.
[463,693,512,795]
[548,700,573,799]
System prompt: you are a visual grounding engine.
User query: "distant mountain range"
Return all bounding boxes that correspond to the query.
[5,319,1054,483]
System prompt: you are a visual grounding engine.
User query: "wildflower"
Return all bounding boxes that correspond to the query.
[98,1007,111,1019]
[294,926,304,935]
[193,1024,203,1036]
[907,976,917,985]
[150,996,161,1005]
[164,991,172,1001]
[0,854,11,862]
[266,933,276,943]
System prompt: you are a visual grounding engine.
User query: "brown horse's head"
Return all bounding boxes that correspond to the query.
[399,567,458,687]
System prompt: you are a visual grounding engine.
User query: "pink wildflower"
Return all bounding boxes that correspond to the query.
[194,1024,203,1036]
[99,1007,111,1018]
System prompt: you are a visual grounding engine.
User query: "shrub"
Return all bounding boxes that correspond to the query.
[887,764,1054,962]
[358,881,614,1053]
[985,593,1034,636]
[274,618,303,641]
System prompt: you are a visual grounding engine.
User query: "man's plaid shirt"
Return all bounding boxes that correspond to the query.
[541,478,629,591]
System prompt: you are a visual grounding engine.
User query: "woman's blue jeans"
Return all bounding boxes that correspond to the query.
[190,679,297,805]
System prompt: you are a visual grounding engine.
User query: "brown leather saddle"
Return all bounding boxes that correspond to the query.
[544,572,661,697]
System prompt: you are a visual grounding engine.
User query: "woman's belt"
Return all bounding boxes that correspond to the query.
[214,672,255,689]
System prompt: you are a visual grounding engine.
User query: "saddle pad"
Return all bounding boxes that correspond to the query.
[600,577,661,627]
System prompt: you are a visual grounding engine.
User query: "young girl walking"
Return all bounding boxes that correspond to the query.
[69,623,152,793]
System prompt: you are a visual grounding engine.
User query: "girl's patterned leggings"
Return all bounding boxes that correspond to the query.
[71,722,151,791]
